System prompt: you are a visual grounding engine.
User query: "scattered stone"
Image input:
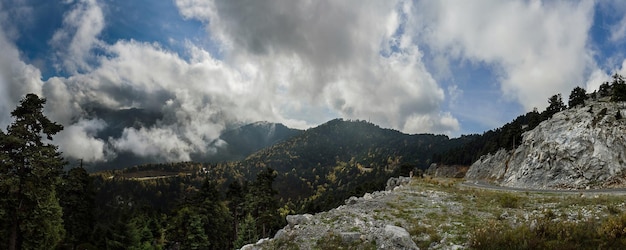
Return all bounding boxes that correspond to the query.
[363,193,373,200]
[340,232,361,243]
[286,214,313,227]
[383,225,419,250]
[345,196,359,205]
[274,229,288,240]
[386,176,411,191]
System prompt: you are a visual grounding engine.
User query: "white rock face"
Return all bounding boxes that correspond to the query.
[466,100,626,189]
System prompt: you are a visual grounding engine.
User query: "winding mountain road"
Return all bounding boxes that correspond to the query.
[460,180,626,195]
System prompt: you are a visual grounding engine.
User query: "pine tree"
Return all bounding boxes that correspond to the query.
[611,74,626,102]
[195,179,232,250]
[568,86,588,108]
[227,180,248,245]
[234,213,258,249]
[0,94,66,250]
[58,167,95,248]
[246,167,281,239]
[599,82,612,97]
[543,94,566,119]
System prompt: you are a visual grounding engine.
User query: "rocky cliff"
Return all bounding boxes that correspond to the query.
[466,99,626,189]
[426,164,469,178]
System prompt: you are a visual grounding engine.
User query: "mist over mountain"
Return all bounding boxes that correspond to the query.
[73,106,301,170]
[212,122,302,162]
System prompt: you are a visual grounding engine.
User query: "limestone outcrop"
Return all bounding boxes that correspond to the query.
[240,176,423,250]
[426,164,469,178]
[466,100,626,189]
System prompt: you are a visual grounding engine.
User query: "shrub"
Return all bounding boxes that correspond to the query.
[471,212,626,249]
[497,193,521,209]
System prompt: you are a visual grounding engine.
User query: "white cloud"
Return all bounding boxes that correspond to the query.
[110,126,194,162]
[585,68,611,92]
[55,119,109,162]
[0,15,43,128]
[413,0,596,111]
[175,0,458,134]
[50,0,105,73]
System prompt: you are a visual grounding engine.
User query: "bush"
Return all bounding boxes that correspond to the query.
[599,212,626,247]
[497,193,521,209]
[471,212,626,249]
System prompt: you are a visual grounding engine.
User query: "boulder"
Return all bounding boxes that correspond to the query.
[386,176,411,191]
[286,214,313,228]
[383,225,419,250]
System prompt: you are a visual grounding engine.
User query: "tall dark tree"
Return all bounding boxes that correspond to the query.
[58,166,96,248]
[599,82,612,97]
[168,179,232,250]
[246,167,282,239]
[195,179,232,250]
[568,86,588,108]
[227,179,248,246]
[0,94,66,250]
[543,94,566,119]
[611,74,626,102]
[234,213,258,249]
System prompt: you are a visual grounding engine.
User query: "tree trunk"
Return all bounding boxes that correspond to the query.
[9,215,18,250]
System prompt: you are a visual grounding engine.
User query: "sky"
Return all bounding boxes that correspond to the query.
[1,0,626,165]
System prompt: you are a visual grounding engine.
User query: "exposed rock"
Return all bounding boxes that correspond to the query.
[383,225,419,250]
[286,214,313,228]
[345,196,359,205]
[340,232,362,243]
[386,176,411,191]
[243,176,424,250]
[363,193,373,200]
[467,100,626,189]
[426,163,469,178]
[465,149,511,183]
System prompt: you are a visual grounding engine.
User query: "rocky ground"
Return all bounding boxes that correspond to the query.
[243,176,626,250]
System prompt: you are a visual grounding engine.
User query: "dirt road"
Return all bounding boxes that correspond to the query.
[460,180,626,195]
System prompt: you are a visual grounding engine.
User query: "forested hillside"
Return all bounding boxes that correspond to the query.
[77,119,475,248]
[237,119,472,212]
[1,95,475,249]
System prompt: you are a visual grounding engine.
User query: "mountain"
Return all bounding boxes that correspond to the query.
[234,119,472,212]
[85,105,163,139]
[98,118,474,213]
[209,121,302,162]
[466,98,626,189]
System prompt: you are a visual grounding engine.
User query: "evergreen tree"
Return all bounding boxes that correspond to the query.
[599,82,612,97]
[234,213,258,249]
[246,167,282,239]
[611,74,626,102]
[58,167,95,248]
[543,94,566,119]
[168,179,232,250]
[0,94,66,250]
[568,86,588,108]
[194,179,232,250]
[227,179,248,245]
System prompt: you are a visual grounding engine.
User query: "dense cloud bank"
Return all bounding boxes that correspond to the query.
[0,0,625,165]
